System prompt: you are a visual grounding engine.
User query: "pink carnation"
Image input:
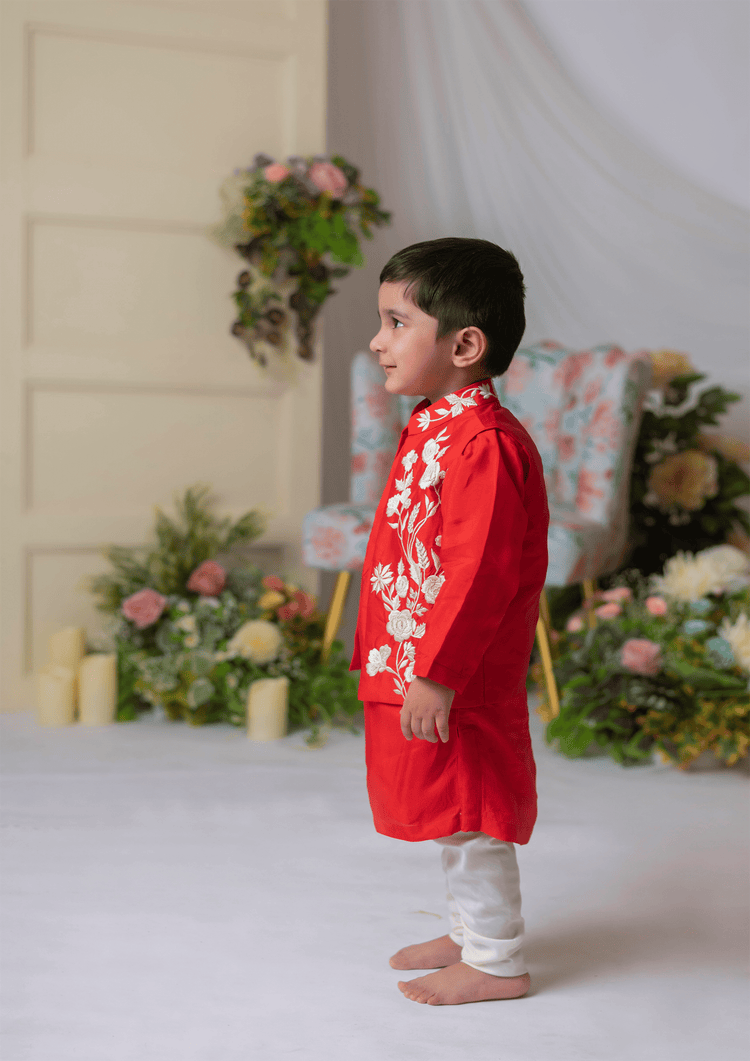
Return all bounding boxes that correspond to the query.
[277,602,300,621]
[645,596,668,617]
[566,615,585,633]
[308,161,348,199]
[262,575,286,592]
[187,560,226,596]
[620,638,662,676]
[293,590,315,619]
[601,587,632,603]
[263,163,290,183]
[596,602,622,619]
[121,587,167,629]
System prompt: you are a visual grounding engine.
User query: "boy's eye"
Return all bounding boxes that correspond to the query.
[392,317,404,328]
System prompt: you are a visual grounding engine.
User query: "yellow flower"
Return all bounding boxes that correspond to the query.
[226,620,282,664]
[649,349,693,389]
[719,613,750,672]
[697,433,750,465]
[647,450,718,511]
[258,590,285,611]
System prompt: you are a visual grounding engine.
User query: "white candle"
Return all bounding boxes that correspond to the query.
[247,677,289,741]
[49,627,86,670]
[78,653,117,726]
[36,665,77,726]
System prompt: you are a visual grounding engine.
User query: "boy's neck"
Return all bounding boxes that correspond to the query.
[424,369,489,405]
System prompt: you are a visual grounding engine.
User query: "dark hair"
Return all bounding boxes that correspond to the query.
[380,237,526,376]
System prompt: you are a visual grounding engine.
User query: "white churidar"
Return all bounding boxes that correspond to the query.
[435,831,527,978]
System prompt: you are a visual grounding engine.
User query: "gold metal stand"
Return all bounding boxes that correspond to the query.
[535,590,560,718]
[321,570,352,662]
[582,577,598,629]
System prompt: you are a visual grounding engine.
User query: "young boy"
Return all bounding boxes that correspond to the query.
[350,237,549,1006]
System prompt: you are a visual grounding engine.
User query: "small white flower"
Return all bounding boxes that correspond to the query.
[226,673,239,689]
[370,563,393,594]
[199,597,221,609]
[366,645,391,676]
[386,495,400,517]
[422,573,446,604]
[176,615,197,632]
[386,609,415,642]
[402,450,418,469]
[395,574,409,598]
[419,462,442,489]
[184,633,199,648]
[176,600,191,613]
[403,641,416,660]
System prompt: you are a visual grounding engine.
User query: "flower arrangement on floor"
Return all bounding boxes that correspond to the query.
[88,485,359,737]
[541,545,750,768]
[627,350,750,575]
[210,153,390,363]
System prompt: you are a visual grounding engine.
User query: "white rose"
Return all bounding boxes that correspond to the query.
[402,450,418,469]
[395,574,409,598]
[226,620,282,664]
[419,462,442,489]
[386,609,415,642]
[176,614,197,632]
[422,439,440,463]
[720,612,750,672]
[366,645,391,676]
[422,573,445,604]
[654,547,750,602]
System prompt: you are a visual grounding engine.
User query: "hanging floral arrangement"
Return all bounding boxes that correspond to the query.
[210,154,391,364]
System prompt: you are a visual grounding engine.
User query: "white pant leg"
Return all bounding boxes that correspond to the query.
[435,831,527,977]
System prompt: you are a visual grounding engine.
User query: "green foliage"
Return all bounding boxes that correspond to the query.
[627,372,750,575]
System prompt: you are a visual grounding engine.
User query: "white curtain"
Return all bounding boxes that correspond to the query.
[349,0,748,381]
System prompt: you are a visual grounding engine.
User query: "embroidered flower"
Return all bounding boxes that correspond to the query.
[386,495,401,517]
[446,392,477,415]
[395,574,409,597]
[417,410,432,431]
[402,450,418,469]
[370,564,393,594]
[404,660,415,683]
[386,609,415,642]
[419,462,442,489]
[366,645,391,676]
[422,573,445,604]
[422,438,440,463]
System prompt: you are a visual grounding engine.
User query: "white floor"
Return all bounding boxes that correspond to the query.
[1,704,748,1061]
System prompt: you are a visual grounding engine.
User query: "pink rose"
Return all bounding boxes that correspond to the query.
[121,588,167,629]
[645,596,668,617]
[262,575,286,592]
[308,161,348,199]
[595,602,621,619]
[601,587,632,603]
[620,638,662,676]
[187,560,226,596]
[566,615,585,633]
[277,602,300,621]
[263,163,290,183]
[293,590,315,619]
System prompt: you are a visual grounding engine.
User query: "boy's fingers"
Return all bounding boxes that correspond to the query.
[436,713,450,743]
[400,704,413,740]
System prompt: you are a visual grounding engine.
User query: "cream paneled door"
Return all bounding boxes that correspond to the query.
[0,0,327,709]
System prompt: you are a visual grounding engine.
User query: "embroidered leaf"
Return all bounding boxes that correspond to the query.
[416,539,429,570]
[431,550,441,571]
[397,559,404,575]
[413,624,426,638]
[407,502,421,533]
[410,563,422,585]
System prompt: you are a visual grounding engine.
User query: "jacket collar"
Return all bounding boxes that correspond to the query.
[404,378,498,435]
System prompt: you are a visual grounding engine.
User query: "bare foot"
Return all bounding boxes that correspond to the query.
[398,962,531,1005]
[389,934,463,970]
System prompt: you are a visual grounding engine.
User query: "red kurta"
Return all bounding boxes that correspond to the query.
[351,379,549,844]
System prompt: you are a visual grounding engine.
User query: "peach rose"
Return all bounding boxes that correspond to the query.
[277,601,299,622]
[308,161,348,199]
[187,560,226,596]
[595,602,621,619]
[648,451,719,511]
[620,638,662,676]
[263,163,290,183]
[122,587,167,629]
[262,575,286,592]
[566,614,584,633]
[645,596,668,616]
[601,587,631,602]
[292,590,315,618]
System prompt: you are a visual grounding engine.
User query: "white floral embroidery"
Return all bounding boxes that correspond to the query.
[416,382,497,431]
[367,428,451,698]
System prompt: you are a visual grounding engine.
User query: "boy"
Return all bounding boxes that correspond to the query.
[350,237,549,1006]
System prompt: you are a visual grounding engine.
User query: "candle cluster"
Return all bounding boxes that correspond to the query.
[36,627,117,727]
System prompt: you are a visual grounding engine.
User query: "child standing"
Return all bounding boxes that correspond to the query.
[350,237,549,1006]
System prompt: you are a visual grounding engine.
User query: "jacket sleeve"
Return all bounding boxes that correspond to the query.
[413,428,530,693]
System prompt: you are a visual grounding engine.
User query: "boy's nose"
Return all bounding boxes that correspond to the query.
[370,332,384,354]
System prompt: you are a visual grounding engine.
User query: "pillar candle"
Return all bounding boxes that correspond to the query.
[49,627,86,670]
[247,677,289,741]
[36,665,77,726]
[78,653,117,726]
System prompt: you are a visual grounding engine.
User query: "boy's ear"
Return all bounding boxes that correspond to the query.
[451,326,488,369]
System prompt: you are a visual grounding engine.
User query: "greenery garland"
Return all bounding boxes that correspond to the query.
[211,153,391,363]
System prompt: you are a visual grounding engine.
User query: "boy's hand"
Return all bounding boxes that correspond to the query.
[400,677,455,743]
